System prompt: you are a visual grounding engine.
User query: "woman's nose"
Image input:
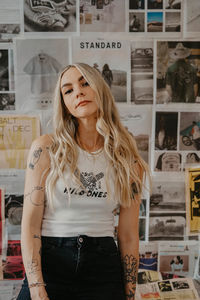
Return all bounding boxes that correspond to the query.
[75,86,85,98]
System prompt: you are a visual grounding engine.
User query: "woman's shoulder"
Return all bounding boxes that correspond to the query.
[31,134,54,149]
[27,134,53,170]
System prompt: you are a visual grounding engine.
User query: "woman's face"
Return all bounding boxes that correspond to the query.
[60,67,98,120]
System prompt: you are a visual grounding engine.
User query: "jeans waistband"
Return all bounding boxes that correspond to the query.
[41,235,114,248]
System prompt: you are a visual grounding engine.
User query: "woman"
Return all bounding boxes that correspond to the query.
[17,63,148,300]
[102,63,113,88]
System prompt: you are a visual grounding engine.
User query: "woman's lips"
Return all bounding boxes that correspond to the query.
[76,100,91,108]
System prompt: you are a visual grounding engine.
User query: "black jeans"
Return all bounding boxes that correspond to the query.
[17,235,125,300]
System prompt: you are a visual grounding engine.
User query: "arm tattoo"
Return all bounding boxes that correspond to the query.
[122,254,138,299]
[33,234,41,240]
[29,147,42,169]
[24,186,45,206]
[27,259,41,275]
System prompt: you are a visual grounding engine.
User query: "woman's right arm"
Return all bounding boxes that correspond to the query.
[21,136,51,300]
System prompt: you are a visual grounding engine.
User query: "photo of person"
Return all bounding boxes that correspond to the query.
[147,12,163,32]
[186,153,200,164]
[129,0,145,9]
[156,41,200,104]
[24,0,77,32]
[0,93,15,110]
[148,0,163,9]
[180,112,200,151]
[129,13,144,32]
[0,49,9,91]
[155,112,178,150]
[102,63,113,87]
[170,256,184,272]
[154,152,181,172]
[72,38,128,102]
[159,255,188,273]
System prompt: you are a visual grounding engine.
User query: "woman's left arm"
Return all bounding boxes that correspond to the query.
[117,193,140,300]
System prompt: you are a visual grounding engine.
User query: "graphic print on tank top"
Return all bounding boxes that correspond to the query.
[63,171,107,199]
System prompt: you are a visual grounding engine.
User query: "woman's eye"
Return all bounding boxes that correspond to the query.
[65,89,73,94]
[82,81,89,87]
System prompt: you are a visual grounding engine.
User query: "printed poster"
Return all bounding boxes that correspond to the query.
[72,37,129,103]
[185,166,200,235]
[0,115,40,169]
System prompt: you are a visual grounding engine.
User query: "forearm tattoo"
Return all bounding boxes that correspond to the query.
[29,147,42,169]
[27,259,41,275]
[122,254,138,299]
[24,186,45,206]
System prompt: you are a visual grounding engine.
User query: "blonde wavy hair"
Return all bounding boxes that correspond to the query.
[46,63,149,208]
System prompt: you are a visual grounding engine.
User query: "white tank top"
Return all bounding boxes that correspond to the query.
[41,146,119,237]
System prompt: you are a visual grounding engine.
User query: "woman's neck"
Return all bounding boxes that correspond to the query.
[76,119,104,152]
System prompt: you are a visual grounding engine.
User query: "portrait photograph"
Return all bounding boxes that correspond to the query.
[156,41,200,104]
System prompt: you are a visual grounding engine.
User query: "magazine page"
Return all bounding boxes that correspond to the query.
[158,241,199,277]
[0,115,40,169]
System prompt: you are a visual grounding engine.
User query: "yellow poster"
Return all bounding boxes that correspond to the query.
[185,166,200,234]
[0,115,40,169]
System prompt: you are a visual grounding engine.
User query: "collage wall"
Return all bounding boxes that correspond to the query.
[0,0,200,299]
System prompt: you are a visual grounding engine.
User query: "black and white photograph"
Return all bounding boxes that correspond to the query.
[180,112,200,151]
[165,12,181,32]
[0,24,20,35]
[155,112,178,150]
[24,0,77,33]
[156,41,200,104]
[140,199,147,217]
[185,0,200,34]
[129,12,145,32]
[129,0,145,9]
[0,93,15,110]
[80,0,125,32]
[15,38,69,110]
[0,49,9,91]
[172,280,190,290]
[149,212,186,240]
[119,105,152,163]
[131,74,153,104]
[165,0,181,9]
[139,218,146,241]
[150,180,185,211]
[184,152,200,167]
[72,38,129,103]
[5,194,23,238]
[154,152,182,172]
[131,41,153,73]
[148,0,163,9]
